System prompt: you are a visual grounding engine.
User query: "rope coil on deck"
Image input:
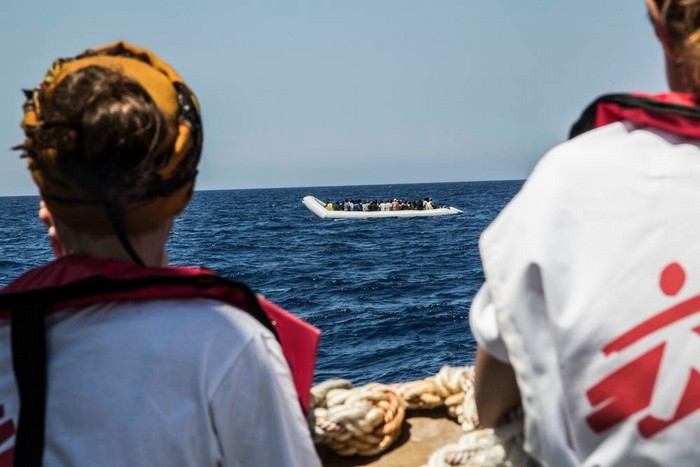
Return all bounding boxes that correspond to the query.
[391,365,479,430]
[423,408,531,467]
[311,381,406,456]
[311,365,532,465]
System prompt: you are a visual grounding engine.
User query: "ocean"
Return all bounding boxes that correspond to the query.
[0,180,523,385]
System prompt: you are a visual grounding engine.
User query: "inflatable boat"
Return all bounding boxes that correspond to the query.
[302,196,463,219]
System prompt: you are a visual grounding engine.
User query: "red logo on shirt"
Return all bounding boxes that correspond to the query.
[585,262,700,437]
[0,404,15,466]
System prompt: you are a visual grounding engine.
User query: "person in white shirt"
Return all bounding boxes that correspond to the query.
[1,42,321,467]
[470,1,700,466]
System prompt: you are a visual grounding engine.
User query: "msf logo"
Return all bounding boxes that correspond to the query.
[0,404,15,466]
[585,262,700,438]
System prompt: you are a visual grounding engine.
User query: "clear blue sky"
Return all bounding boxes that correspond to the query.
[0,0,666,195]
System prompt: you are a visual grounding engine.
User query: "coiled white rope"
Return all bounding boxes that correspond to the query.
[423,409,530,467]
[311,365,533,465]
[311,382,406,456]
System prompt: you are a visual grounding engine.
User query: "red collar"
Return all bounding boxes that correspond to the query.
[570,92,700,139]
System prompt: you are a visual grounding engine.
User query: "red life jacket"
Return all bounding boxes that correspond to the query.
[1,255,320,411]
[570,92,700,139]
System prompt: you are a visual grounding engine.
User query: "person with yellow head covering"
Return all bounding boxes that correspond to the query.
[0,42,321,466]
[19,41,203,261]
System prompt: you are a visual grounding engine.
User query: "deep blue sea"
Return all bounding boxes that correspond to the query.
[0,180,522,385]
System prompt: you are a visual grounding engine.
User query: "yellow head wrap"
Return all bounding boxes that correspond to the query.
[19,41,202,235]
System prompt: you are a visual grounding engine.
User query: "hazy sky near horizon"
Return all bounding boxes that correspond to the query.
[0,0,666,196]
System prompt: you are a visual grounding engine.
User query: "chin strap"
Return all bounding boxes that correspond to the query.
[105,202,145,266]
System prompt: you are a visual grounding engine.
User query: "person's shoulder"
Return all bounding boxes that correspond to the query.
[480,123,638,246]
[522,121,674,196]
[538,122,633,171]
[154,296,267,329]
[85,297,274,347]
[546,121,684,169]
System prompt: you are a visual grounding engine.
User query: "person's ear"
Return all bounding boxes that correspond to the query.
[39,200,67,258]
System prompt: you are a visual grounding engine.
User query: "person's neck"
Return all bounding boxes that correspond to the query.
[55,220,172,267]
[65,236,168,267]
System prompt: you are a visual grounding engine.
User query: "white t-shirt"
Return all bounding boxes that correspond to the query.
[470,121,700,467]
[0,298,321,466]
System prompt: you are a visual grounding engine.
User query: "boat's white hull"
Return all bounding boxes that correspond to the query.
[302,196,463,219]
